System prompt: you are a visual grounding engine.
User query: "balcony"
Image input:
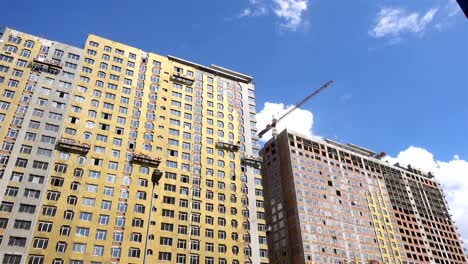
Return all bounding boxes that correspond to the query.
[171,71,195,86]
[58,138,90,154]
[131,153,161,167]
[216,139,240,152]
[241,155,262,168]
[32,56,62,75]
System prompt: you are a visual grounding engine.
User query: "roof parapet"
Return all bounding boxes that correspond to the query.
[167,55,253,83]
[210,64,253,82]
[325,139,376,157]
[393,162,434,179]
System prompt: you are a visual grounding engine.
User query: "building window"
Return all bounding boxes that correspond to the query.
[5,186,19,197]
[72,243,86,253]
[76,227,90,237]
[178,225,187,235]
[37,221,53,232]
[111,247,121,258]
[130,233,142,242]
[128,248,140,258]
[3,255,22,264]
[0,202,13,212]
[0,218,9,229]
[176,254,186,264]
[19,144,32,156]
[160,237,172,246]
[52,258,63,264]
[41,206,56,216]
[189,254,199,264]
[24,189,41,198]
[28,255,44,264]
[56,241,67,253]
[161,223,174,232]
[32,237,48,249]
[46,191,61,201]
[85,226,102,239]
[92,245,104,256]
[78,212,93,222]
[63,211,74,221]
[15,158,28,168]
[158,252,172,261]
[33,161,48,170]
[8,236,27,248]
[13,220,31,230]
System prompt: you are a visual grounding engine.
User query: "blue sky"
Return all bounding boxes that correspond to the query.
[2,0,468,244]
[3,0,466,160]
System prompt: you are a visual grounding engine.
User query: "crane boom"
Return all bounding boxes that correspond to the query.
[258,80,333,138]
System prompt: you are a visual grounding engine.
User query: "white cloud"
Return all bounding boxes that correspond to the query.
[239,8,253,17]
[385,147,468,246]
[256,102,314,141]
[239,0,268,18]
[273,0,309,30]
[370,7,438,40]
[238,0,309,30]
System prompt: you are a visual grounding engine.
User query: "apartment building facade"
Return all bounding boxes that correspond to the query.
[0,27,268,264]
[260,129,465,264]
[0,27,84,263]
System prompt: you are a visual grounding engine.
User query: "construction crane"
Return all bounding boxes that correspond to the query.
[258,80,334,139]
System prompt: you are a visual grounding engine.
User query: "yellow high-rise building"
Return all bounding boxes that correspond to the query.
[0,27,268,264]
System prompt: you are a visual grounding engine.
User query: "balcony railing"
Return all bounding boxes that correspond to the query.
[131,153,161,167]
[216,139,240,152]
[58,138,90,153]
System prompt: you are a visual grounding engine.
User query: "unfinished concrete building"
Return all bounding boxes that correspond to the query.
[260,129,465,264]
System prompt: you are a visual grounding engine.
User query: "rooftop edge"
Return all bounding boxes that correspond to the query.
[168,55,253,83]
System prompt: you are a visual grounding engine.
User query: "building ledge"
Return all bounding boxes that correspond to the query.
[167,55,253,83]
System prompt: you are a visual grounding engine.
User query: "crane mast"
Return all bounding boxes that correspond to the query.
[258,80,333,138]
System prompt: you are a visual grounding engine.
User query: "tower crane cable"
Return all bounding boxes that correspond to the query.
[258,80,334,138]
